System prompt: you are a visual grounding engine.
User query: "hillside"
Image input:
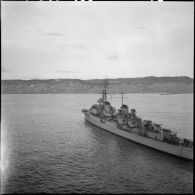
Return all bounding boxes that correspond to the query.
[1,76,193,94]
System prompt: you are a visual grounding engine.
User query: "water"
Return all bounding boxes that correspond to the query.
[1,94,193,194]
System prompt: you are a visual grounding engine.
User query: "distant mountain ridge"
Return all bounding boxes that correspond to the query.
[1,76,193,94]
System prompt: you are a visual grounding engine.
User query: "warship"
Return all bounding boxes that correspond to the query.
[82,80,193,160]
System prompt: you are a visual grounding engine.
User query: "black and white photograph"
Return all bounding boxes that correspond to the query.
[1,1,193,194]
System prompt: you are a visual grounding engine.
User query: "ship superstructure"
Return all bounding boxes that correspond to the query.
[82,81,193,160]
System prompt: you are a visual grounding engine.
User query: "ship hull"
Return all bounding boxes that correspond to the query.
[85,113,193,160]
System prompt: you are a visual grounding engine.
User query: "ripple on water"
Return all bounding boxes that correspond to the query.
[1,94,193,194]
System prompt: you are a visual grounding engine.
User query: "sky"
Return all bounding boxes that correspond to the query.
[1,1,194,80]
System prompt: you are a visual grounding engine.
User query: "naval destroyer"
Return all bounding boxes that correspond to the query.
[82,80,193,160]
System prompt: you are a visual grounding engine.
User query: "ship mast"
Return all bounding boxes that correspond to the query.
[122,91,123,105]
[102,79,109,102]
[120,86,127,105]
[121,85,124,105]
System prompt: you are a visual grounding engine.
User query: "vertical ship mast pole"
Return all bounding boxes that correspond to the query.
[121,85,124,105]
[105,85,107,102]
[122,91,123,105]
[102,79,108,102]
[102,87,107,102]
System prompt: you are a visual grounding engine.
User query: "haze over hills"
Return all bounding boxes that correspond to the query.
[1,76,193,94]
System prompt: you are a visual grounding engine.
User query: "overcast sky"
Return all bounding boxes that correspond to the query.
[2,1,194,80]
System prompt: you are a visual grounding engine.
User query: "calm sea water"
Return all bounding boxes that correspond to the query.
[1,94,193,194]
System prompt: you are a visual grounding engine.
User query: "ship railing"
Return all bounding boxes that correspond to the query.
[163,138,193,150]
